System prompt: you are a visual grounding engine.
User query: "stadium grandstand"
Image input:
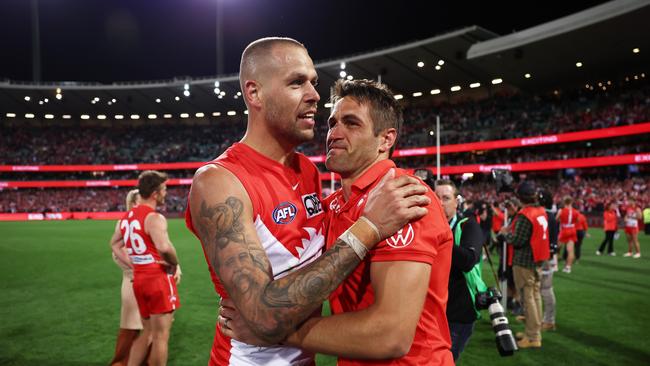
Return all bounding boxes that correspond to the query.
[1,1,649,365]
[1,0,648,221]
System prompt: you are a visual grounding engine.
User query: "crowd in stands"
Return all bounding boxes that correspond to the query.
[1,176,646,215]
[1,80,648,215]
[0,187,188,214]
[1,80,648,165]
[456,176,648,214]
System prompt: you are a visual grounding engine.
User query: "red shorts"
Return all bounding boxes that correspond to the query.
[559,228,577,243]
[133,272,180,318]
[625,227,639,235]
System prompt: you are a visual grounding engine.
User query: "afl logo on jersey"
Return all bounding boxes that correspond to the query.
[273,202,298,224]
[302,193,323,219]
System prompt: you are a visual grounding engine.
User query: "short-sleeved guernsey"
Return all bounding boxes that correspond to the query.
[185,143,326,366]
[324,160,455,365]
[558,207,578,243]
[120,204,180,318]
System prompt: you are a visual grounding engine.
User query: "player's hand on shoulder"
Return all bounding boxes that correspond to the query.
[363,168,430,240]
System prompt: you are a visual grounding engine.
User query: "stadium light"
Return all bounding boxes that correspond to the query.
[56,88,61,94]
[394,94,403,100]
[244,110,248,115]
[55,93,63,100]
[339,70,347,78]
[97,115,106,120]
[429,130,434,136]
[44,114,54,119]
[346,75,353,80]
[214,88,220,94]
[180,113,189,118]
[148,114,157,119]
[412,92,423,97]
[62,114,71,119]
[450,85,461,92]
[435,65,441,71]
[438,60,445,66]
[576,61,583,68]
[324,102,333,108]
[340,62,346,70]
[227,111,236,116]
[39,101,44,105]
[417,61,424,68]
[175,96,180,101]
[195,112,205,118]
[524,73,532,79]
[430,89,441,95]
[130,114,140,120]
[183,90,190,97]
[24,96,31,101]
[25,113,35,119]
[44,98,49,103]
[214,80,220,87]
[115,115,124,120]
[164,114,173,119]
[80,114,90,120]
[632,47,640,54]
[183,83,190,90]
[111,98,116,103]
[155,98,161,103]
[6,113,16,117]
[212,112,221,117]
[470,83,481,88]
[492,78,503,85]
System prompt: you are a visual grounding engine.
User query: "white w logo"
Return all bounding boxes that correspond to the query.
[386,224,415,248]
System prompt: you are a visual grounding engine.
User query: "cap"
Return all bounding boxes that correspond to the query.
[516,181,536,198]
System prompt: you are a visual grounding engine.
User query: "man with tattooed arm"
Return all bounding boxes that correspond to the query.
[185,37,430,365]
[221,78,455,365]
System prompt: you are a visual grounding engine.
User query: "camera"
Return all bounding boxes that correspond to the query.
[475,287,518,356]
[413,168,435,189]
[491,169,514,193]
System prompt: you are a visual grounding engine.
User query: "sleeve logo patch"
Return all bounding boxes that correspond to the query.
[273,202,298,224]
[302,193,323,219]
[386,224,415,248]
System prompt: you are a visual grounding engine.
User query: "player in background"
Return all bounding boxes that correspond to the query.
[111,171,181,366]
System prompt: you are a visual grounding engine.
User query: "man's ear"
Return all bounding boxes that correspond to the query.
[378,128,397,154]
[243,80,262,109]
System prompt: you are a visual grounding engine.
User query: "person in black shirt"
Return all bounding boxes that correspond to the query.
[435,179,485,361]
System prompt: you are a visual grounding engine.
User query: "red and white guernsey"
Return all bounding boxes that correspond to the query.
[625,207,639,228]
[120,205,165,275]
[324,160,455,365]
[186,143,325,366]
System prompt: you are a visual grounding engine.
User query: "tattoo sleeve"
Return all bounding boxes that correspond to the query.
[196,196,361,343]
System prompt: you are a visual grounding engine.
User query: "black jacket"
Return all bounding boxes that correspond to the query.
[447,215,484,323]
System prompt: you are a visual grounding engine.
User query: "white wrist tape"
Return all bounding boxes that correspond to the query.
[341,229,369,260]
[359,216,382,242]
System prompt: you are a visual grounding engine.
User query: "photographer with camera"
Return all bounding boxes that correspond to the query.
[434,179,486,361]
[499,181,550,349]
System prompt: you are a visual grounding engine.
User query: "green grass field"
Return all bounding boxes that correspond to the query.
[1,219,649,365]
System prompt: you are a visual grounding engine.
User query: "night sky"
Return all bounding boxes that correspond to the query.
[0,0,609,83]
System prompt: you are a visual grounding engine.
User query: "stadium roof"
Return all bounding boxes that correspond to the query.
[1,0,648,120]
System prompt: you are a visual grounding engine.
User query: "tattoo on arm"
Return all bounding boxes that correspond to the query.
[196,196,362,343]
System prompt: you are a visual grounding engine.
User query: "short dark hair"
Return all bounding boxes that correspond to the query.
[434,179,458,196]
[137,170,168,199]
[330,79,403,156]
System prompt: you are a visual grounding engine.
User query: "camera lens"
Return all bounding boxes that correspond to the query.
[488,302,518,356]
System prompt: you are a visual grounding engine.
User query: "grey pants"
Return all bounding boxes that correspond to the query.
[541,258,556,324]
